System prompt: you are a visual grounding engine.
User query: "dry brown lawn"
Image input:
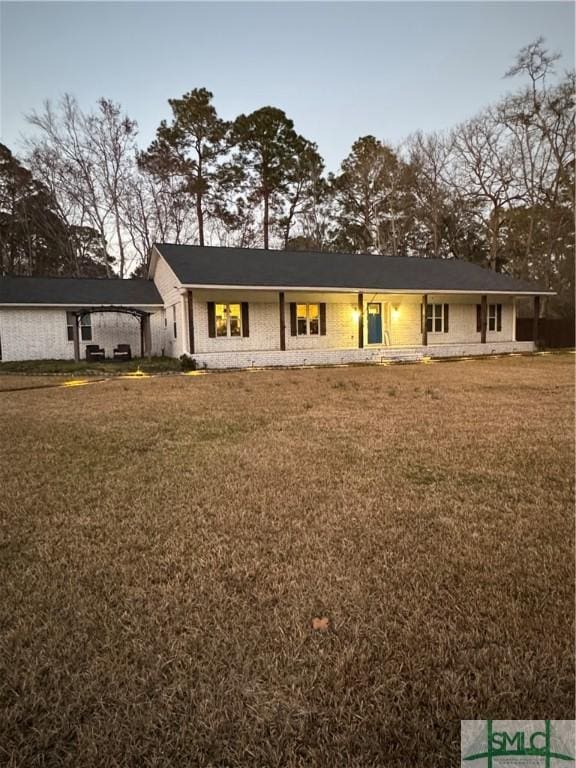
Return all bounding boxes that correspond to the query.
[0,355,574,767]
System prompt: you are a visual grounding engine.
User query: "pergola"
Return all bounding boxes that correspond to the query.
[70,306,152,362]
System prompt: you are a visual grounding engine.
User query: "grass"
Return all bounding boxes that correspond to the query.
[0,356,182,375]
[0,356,573,767]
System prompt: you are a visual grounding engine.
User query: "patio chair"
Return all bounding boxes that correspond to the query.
[113,344,132,361]
[86,344,105,361]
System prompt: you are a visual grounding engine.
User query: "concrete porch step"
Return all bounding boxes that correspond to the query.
[379,350,425,363]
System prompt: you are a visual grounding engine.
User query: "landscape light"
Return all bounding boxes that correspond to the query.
[120,370,151,379]
[61,379,90,388]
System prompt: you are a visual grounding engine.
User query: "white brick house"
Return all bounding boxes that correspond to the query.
[0,244,550,366]
[0,278,164,362]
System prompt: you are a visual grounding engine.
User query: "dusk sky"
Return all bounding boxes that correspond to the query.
[1,1,574,172]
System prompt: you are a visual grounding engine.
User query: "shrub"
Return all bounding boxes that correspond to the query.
[180,355,197,371]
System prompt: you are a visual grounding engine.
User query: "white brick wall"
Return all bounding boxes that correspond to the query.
[183,290,519,364]
[0,308,165,362]
[150,252,183,358]
[191,342,535,370]
[285,293,358,350]
[361,293,515,347]
[192,290,281,353]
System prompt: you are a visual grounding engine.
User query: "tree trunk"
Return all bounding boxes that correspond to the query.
[283,185,302,249]
[114,216,126,278]
[263,192,269,249]
[100,228,111,278]
[196,192,204,247]
[489,209,500,271]
[196,151,205,247]
[390,209,398,256]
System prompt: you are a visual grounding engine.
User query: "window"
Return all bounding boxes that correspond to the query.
[172,305,178,339]
[477,303,502,332]
[80,315,92,341]
[66,312,74,341]
[296,304,320,336]
[488,303,502,332]
[66,312,92,341]
[426,303,448,334]
[215,303,242,337]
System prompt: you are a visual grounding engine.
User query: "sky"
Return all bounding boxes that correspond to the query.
[1,1,574,173]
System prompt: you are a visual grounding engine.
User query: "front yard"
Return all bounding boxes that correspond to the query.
[0,356,573,767]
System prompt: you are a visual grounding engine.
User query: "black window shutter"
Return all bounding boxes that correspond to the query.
[319,303,327,335]
[290,303,297,336]
[476,304,481,332]
[241,302,249,337]
[420,303,423,333]
[207,302,216,338]
[496,303,502,332]
[66,312,74,342]
[443,304,449,333]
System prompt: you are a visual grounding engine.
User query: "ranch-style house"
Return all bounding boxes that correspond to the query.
[0,244,551,367]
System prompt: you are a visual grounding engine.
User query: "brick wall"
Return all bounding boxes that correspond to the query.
[151,253,183,358]
[186,290,518,361]
[192,290,281,353]
[0,308,165,362]
[191,341,535,370]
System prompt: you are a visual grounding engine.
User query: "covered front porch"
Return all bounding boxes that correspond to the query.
[182,288,542,367]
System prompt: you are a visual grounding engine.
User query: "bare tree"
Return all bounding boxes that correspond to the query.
[82,99,137,277]
[25,95,140,277]
[451,109,523,270]
[405,131,455,258]
[497,55,574,308]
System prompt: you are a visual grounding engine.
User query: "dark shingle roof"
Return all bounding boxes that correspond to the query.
[0,276,162,306]
[155,243,550,294]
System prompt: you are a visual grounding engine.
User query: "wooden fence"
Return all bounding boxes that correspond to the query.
[516,317,575,348]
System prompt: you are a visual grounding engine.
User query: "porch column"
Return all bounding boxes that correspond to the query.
[72,312,80,362]
[187,290,195,354]
[480,295,488,344]
[146,315,153,359]
[422,294,428,347]
[533,295,541,349]
[279,291,286,351]
[358,293,364,348]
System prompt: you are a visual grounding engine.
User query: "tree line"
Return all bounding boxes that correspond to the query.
[0,39,573,315]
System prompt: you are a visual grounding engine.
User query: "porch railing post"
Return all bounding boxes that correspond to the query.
[279,291,286,351]
[533,295,541,349]
[481,295,488,344]
[144,315,152,360]
[187,290,195,355]
[358,293,364,349]
[72,312,80,362]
